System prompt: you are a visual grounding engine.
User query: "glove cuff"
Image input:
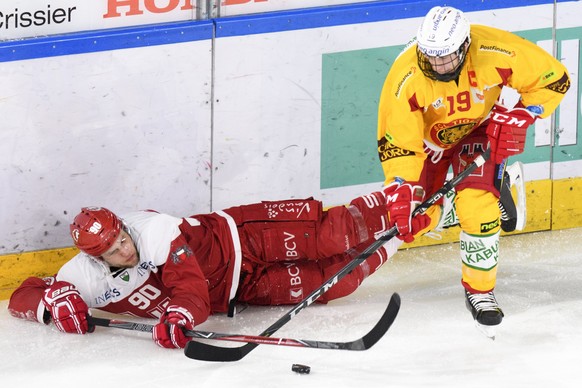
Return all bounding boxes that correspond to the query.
[163,305,195,329]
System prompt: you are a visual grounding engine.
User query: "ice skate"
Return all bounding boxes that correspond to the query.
[465,290,504,340]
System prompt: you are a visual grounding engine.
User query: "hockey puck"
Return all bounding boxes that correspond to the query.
[291,364,311,374]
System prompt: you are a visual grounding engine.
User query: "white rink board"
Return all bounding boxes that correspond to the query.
[218,0,377,16]
[0,0,378,40]
[211,2,574,209]
[211,19,420,209]
[1,0,580,254]
[0,0,196,40]
[0,40,213,253]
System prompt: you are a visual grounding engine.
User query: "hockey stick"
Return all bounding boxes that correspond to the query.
[87,292,399,351]
[184,148,491,362]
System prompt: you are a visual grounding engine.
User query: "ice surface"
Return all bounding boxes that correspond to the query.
[1,228,581,387]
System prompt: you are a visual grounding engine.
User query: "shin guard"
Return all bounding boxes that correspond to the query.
[460,231,500,292]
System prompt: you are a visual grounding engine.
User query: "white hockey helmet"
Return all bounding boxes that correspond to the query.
[416,6,471,81]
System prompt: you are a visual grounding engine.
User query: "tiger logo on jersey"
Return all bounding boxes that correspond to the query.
[431,118,479,147]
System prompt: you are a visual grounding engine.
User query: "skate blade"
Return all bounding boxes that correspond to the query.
[474,321,497,340]
[507,161,526,230]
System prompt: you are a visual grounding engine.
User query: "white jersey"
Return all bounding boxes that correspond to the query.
[57,211,195,314]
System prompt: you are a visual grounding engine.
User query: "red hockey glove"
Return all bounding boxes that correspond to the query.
[383,179,431,243]
[486,105,537,164]
[152,305,195,349]
[42,281,91,334]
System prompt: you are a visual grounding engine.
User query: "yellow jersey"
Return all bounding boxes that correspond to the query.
[377,24,570,184]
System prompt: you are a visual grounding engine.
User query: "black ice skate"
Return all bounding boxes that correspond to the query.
[465,290,504,339]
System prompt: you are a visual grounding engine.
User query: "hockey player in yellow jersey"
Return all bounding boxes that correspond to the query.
[377,6,570,332]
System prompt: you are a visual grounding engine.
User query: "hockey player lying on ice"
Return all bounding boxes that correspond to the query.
[9,192,418,349]
[8,166,530,348]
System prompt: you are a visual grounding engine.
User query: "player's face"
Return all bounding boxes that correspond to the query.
[101,230,139,268]
[426,51,461,75]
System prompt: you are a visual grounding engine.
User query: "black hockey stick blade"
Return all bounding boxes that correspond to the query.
[339,292,401,351]
[185,337,253,362]
[184,292,401,361]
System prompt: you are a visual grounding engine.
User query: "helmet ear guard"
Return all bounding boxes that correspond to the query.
[70,207,122,257]
[416,6,471,82]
